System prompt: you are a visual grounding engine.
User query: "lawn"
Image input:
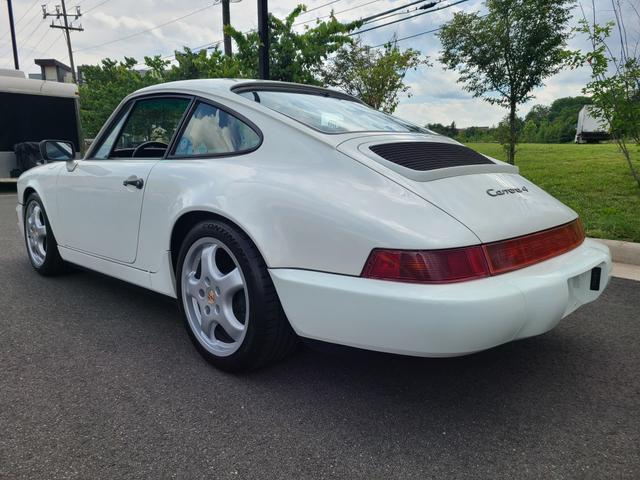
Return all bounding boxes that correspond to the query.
[467,143,640,243]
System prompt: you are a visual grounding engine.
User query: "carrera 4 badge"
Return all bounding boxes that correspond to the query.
[486,186,529,197]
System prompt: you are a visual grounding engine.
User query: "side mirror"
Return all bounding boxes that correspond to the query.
[39,140,75,162]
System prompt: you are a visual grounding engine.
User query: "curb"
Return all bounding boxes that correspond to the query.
[593,238,640,266]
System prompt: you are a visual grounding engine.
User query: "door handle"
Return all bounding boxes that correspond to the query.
[123,176,144,189]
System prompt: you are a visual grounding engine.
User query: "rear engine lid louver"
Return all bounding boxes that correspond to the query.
[369,142,495,172]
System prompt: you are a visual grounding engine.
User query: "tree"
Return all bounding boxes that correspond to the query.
[426,121,458,137]
[79,57,166,138]
[572,7,640,189]
[226,5,360,84]
[438,0,574,164]
[78,6,360,138]
[321,39,428,113]
[524,105,550,126]
[162,47,247,81]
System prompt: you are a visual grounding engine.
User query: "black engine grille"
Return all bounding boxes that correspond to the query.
[369,142,494,171]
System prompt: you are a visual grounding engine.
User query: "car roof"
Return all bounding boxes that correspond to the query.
[133,78,363,104]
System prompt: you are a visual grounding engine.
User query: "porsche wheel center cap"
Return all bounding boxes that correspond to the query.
[207,289,217,304]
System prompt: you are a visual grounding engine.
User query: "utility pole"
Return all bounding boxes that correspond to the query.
[257,0,269,79]
[42,0,83,83]
[222,0,232,56]
[6,0,19,69]
[220,0,241,57]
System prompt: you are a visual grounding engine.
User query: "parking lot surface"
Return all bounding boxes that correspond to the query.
[1,193,639,479]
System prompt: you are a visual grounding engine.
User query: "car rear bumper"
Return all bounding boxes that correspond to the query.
[269,239,612,357]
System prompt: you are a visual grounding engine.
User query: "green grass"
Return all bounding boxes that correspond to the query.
[466,143,640,243]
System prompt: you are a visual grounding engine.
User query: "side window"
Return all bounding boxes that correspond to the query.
[174,102,260,156]
[94,97,190,159]
[93,104,131,159]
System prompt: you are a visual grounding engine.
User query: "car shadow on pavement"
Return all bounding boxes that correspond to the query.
[57,262,608,415]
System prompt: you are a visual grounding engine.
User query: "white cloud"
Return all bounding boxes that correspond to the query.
[396,96,505,127]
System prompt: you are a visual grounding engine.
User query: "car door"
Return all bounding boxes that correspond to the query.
[56,95,192,264]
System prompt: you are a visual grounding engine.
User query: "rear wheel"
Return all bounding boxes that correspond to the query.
[24,193,66,275]
[176,220,297,372]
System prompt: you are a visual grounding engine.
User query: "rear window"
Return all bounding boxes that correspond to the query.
[236,90,430,135]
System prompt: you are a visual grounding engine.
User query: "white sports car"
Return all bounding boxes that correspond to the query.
[17,79,612,371]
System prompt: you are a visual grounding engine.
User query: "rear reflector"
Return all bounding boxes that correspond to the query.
[483,219,585,275]
[361,219,585,283]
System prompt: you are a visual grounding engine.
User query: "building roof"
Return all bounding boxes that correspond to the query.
[34,58,71,72]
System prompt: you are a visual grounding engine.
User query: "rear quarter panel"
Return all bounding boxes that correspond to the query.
[137,119,480,286]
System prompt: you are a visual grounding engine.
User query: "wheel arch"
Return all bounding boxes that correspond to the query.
[169,210,268,273]
[23,186,37,205]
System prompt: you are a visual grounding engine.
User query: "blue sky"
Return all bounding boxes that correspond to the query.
[1,0,637,126]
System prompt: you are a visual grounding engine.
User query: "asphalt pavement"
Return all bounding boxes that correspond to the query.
[0,192,639,479]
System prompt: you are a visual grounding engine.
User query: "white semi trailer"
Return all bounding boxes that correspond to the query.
[0,69,81,183]
[575,105,610,144]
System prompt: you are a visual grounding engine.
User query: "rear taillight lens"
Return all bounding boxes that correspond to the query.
[361,246,490,283]
[361,219,585,284]
[483,219,585,275]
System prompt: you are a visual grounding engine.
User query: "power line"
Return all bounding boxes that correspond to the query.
[301,0,343,15]
[362,1,444,24]
[13,0,41,25]
[369,11,488,48]
[293,0,383,27]
[0,0,41,43]
[82,0,115,15]
[350,0,469,36]
[41,30,67,57]
[371,25,441,48]
[21,25,53,67]
[74,2,218,52]
[360,0,437,24]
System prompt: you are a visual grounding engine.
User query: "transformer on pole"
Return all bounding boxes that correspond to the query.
[42,0,83,84]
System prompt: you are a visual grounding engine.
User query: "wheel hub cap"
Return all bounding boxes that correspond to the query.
[181,238,248,357]
[25,201,47,267]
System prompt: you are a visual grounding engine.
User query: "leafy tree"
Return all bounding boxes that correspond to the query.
[321,39,428,113]
[79,57,165,139]
[226,5,360,84]
[573,11,640,188]
[524,105,550,126]
[163,47,247,81]
[427,121,458,137]
[78,6,359,138]
[520,119,538,143]
[438,0,574,164]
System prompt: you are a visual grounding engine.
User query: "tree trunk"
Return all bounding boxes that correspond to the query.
[508,101,517,165]
[616,137,640,190]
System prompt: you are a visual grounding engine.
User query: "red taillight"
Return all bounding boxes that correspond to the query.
[361,219,585,284]
[361,246,490,284]
[483,219,585,275]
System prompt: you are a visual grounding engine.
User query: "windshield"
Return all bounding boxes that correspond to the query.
[236,90,431,135]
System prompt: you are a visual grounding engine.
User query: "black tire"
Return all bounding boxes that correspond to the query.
[23,193,66,276]
[176,220,298,372]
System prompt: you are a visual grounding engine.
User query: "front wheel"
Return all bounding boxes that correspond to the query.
[176,220,297,372]
[24,193,66,275]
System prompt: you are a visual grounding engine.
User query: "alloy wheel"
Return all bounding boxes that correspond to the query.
[181,237,249,357]
[25,201,47,267]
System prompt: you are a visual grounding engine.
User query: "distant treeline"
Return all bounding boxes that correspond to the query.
[427,96,592,143]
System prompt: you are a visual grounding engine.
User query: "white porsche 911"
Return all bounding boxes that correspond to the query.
[17,79,611,371]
